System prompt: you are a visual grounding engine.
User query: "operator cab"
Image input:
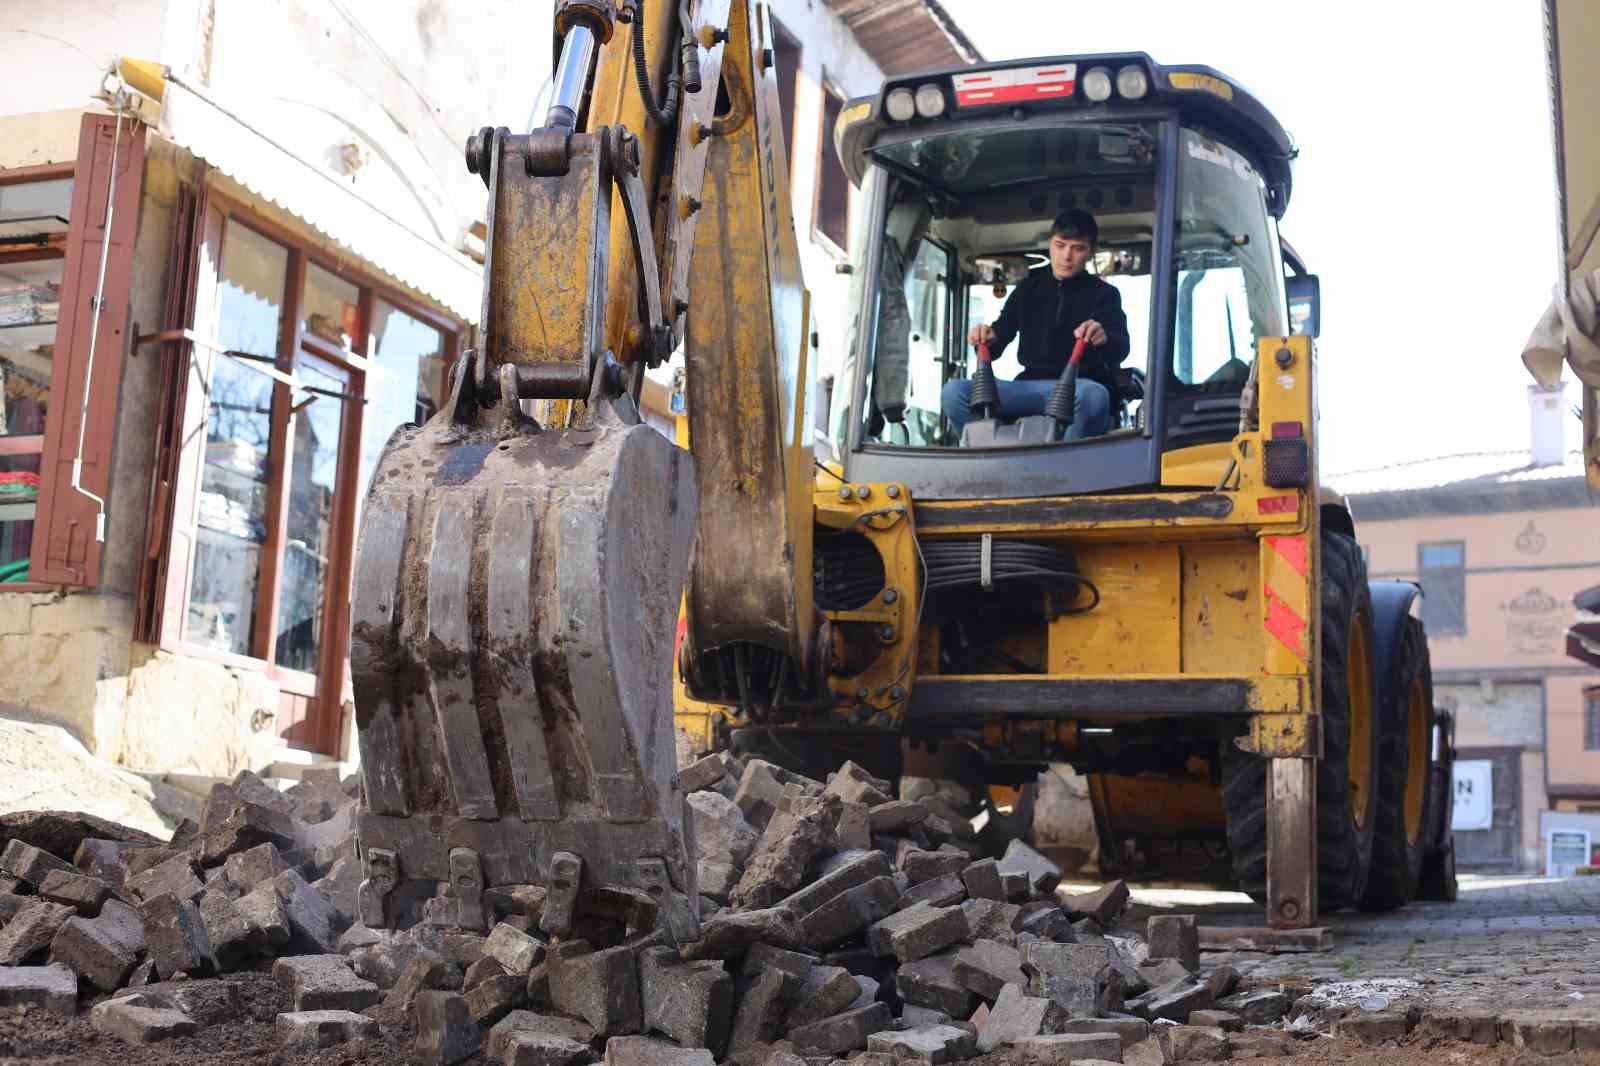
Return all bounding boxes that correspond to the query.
[828,55,1310,500]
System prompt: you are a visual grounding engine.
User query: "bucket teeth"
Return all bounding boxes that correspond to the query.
[350,385,699,942]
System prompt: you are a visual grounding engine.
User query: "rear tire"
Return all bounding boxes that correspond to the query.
[1221,531,1380,911]
[1417,837,1458,902]
[1361,617,1435,910]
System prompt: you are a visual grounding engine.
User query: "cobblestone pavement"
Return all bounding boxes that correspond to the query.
[1085,873,1600,1023]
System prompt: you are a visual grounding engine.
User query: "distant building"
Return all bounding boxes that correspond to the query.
[1329,384,1598,872]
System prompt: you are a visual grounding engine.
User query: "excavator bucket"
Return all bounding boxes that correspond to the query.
[349,353,700,942]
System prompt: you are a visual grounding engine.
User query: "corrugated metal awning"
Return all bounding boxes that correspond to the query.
[158,77,482,324]
[822,0,983,76]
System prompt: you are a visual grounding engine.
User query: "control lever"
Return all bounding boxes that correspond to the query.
[969,341,999,420]
[1044,336,1088,440]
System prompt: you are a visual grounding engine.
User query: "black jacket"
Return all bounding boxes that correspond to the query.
[989,268,1130,390]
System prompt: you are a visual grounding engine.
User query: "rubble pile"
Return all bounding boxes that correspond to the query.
[0,755,1302,1064]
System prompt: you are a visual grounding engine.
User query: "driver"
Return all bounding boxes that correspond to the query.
[941,209,1130,439]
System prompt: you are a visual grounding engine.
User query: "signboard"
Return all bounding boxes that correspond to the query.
[1547,829,1592,878]
[1451,760,1494,831]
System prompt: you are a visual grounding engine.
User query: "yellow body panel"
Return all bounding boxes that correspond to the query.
[1049,546,1181,675]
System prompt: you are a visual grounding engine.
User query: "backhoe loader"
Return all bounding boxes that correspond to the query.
[349,0,1455,943]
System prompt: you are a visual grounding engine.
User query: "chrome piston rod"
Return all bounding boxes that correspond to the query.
[547,23,597,130]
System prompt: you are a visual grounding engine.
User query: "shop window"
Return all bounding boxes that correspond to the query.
[815,79,850,254]
[1586,694,1600,752]
[1417,540,1465,637]
[138,199,459,754]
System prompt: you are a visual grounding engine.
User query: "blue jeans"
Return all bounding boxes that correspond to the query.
[941,376,1111,440]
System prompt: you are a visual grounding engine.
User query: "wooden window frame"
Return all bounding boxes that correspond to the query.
[150,189,460,754]
[812,71,852,260]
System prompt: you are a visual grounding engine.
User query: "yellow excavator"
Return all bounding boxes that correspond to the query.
[349,0,1455,941]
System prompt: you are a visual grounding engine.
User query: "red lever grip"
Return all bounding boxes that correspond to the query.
[976,341,993,364]
[1069,337,1087,366]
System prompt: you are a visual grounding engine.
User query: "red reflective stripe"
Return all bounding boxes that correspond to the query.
[1257,494,1298,515]
[957,81,1076,106]
[1267,534,1309,578]
[1264,588,1308,659]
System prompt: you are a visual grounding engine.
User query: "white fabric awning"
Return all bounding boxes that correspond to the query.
[158,77,482,324]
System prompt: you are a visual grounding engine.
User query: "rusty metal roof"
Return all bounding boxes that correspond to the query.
[822,0,983,76]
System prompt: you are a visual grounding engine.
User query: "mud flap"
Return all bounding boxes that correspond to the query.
[350,360,699,942]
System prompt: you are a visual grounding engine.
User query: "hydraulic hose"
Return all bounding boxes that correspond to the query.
[628,0,684,127]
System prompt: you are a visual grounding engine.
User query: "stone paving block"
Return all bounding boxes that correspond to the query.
[274,954,380,1011]
[1001,870,1031,901]
[738,942,817,980]
[1156,1024,1230,1061]
[1334,1009,1411,1045]
[485,922,545,976]
[1132,979,1211,1023]
[0,840,75,887]
[276,1009,380,1048]
[997,841,1061,897]
[869,801,929,834]
[1136,959,1192,991]
[954,939,1025,1002]
[220,842,289,895]
[787,1002,894,1055]
[690,790,760,868]
[867,1022,979,1063]
[801,875,901,949]
[0,962,78,1016]
[681,752,731,793]
[1062,1015,1151,1048]
[901,1004,952,1027]
[549,942,642,1036]
[900,872,966,910]
[1209,979,1286,1024]
[48,899,144,990]
[73,838,142,890]
[1145,915,1199,973]
[1202,965,1239,1000]
[604,1035,716,1066]
[199,797,298,866]
[898,951,980,1018]
[1123,1036,1166,1066]
[129,978,242,1025]
[0,899,74,965]
[728,965,802,1056]
[386,950,460,1008]
[1188,1008,1242,1032]
[733,793,840,910]
[200,889,267,970]
[488,1011,598,1060]
[1011,1032,1123,1063]
[126,854,204,904]
[142,894,217,978]
[89,995,197,1044]
[783,849,892,917]
[825,762,892,807]
[1017,905,1074,941]
[416,991,481,1066]
[869,902,968,962]
[467,971,528,1024]
[961,899,1020,946]
[699,860,739,903]
[36,869,111,915]
[834,802,873,852]
[902,850,970,887]
[962,859,1004,902]
[682,905,804,959]
[639,946,732,1056]
[734,760,790,830]
[1059,881,1130,927]
[236,881,291,949]
[504,1032,594,1066]
[977,983,1069,1053]
[274,867,338,954]
[787,964,861,1029]
[1021,940,1122,1016]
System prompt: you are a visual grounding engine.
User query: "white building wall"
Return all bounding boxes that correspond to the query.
[1,0,168,117]
[767,0,884,395]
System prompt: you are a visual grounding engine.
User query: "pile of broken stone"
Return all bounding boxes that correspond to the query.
[0,754,1301,1064]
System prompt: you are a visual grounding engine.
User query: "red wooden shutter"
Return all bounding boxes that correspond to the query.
[32,113,147,586]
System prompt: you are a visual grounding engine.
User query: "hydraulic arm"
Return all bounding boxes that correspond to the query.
[349,0,813,942]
